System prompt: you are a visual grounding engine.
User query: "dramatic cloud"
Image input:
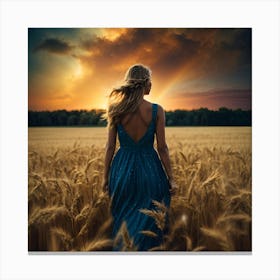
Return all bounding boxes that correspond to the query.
[171,88,252,110]
[77,28,201,81]
[28,28,252,111]
[33,38,74,55]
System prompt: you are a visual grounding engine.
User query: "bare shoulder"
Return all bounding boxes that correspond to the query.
[157,104,164,112]
[156,104,164,117]
[141,100,154,114]
[142,99,153,107]
[142,100,164,118]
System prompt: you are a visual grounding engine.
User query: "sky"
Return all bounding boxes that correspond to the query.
[28,28,251,111]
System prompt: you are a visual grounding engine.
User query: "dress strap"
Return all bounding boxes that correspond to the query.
[152,103,158,124]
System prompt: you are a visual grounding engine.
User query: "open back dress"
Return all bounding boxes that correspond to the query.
[108,103,171,251]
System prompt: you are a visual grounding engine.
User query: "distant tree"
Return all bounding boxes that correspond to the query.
[28,107,251,127]
[67,115,78,125]
[57,110,68,126]
[79,112,90,125]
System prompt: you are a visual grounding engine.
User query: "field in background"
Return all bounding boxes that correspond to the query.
[28,127,252,251]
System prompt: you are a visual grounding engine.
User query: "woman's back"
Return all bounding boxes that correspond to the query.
[109,102,171,250]
[104,64,174,251]
[119,100,154,143]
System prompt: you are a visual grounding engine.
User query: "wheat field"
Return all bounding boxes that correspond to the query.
[28,126,251,252]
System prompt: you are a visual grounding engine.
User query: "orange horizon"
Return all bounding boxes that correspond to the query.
[29,28,251,112]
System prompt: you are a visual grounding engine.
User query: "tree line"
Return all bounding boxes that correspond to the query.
[28,107,251,127]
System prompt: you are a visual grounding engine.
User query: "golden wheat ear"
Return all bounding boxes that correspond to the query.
[29,127,251,252]
[114,221,138,251]
[139,230,158,238]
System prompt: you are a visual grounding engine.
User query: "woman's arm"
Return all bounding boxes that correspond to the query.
[155,105,173,182]
[102,124,117,191]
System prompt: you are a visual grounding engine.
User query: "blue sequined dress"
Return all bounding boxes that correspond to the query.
[108,103,171,251]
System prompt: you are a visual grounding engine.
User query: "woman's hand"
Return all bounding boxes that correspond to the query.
[168,178,178,196]
[101,179,109,193]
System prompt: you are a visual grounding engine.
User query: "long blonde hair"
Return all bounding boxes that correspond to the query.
[105,64,152,129]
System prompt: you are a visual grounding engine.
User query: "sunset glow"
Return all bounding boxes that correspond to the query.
[28,28,251,111]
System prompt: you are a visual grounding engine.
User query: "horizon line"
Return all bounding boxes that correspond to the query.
[28,107,252,112]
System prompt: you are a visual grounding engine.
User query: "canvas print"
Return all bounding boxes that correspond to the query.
[28,28,252,252]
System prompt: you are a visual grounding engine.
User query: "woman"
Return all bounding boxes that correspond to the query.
[102,64,176,251]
